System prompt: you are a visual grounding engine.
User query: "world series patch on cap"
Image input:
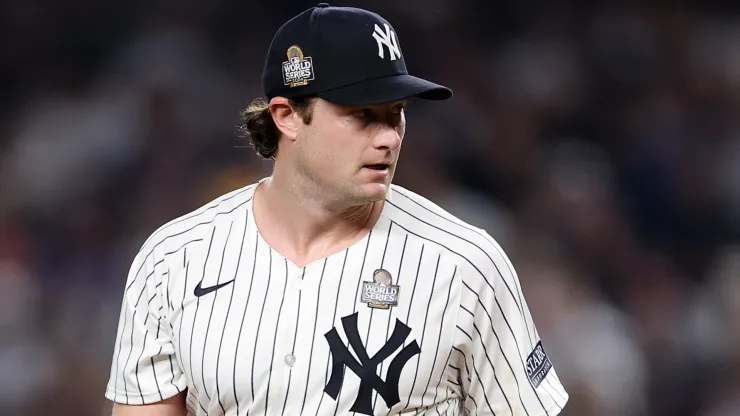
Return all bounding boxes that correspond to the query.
[261,3,452,106]
[282,45,314,88]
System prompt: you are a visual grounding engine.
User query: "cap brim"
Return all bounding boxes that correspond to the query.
[316,74,452,106]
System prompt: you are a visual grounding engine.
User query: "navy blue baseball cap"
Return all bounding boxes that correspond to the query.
[261,3,453,106]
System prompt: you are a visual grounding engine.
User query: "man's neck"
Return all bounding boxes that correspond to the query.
[253,173,383,267]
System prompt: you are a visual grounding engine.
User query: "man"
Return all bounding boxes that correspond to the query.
[106,3,569,415]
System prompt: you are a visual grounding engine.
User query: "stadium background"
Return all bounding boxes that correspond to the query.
[2,0,740,415]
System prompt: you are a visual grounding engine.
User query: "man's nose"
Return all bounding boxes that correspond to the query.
[373,124,402,151]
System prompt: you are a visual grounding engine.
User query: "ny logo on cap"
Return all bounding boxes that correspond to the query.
[372,23,401,61]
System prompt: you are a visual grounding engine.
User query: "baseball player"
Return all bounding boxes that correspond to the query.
[106,3,569,415]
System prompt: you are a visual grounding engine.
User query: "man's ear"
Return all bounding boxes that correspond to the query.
[269,97,300,142]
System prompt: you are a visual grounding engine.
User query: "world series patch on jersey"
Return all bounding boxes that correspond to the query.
[105,180,569,415]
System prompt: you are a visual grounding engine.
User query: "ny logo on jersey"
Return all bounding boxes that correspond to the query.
[372,23,401,61]
[324,312,420,415]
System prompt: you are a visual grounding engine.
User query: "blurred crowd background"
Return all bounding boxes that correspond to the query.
[2,0,740,415]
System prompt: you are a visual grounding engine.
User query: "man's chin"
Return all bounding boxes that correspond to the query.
[355,182,390,202]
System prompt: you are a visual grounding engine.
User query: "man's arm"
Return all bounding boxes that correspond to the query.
[452,233,569,415]
[112,392,187,416]
[105,245,188,408]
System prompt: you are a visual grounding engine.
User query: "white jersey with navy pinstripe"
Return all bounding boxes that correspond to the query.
[105,180,569,415]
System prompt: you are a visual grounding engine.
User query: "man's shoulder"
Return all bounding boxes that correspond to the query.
[387,184,518,284]
[387,184,488,234]
[138,182,259,254]
[386,184,504,263]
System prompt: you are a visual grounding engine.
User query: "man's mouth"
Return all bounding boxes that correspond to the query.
[364,164,390,171]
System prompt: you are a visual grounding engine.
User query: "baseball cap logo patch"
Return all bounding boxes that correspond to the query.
[372,23,401,61]
[282,45,315,87]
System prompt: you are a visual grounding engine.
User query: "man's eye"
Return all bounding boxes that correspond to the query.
[352,109,372,118]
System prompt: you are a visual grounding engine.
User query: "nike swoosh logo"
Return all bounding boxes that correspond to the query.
[194,279,235,297]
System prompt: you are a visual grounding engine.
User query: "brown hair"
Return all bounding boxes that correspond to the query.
[238,97,315,159]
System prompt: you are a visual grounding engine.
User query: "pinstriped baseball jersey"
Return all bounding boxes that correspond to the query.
[105,180,569,415]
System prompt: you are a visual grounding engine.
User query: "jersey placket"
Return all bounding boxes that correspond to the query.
[268,264,307,412]
[283,266,306,366]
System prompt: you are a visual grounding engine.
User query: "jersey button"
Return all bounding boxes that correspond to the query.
[285,354,296,367]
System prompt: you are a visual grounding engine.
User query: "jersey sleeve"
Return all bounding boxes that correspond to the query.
[451,234,569,415]
[105,245,187,405]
